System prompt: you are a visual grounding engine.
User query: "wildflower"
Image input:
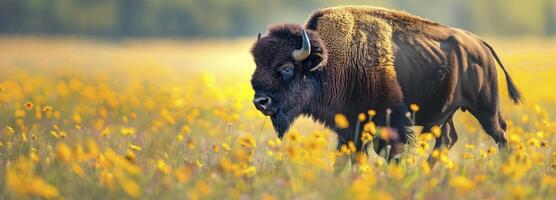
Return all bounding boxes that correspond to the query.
[24,101,33,110]
[363,122,377,137]
[431,125,441,138]
[175,166,192,183]
[462,152,473,160]
[347,141,356,152]
[238,135,256,148]
[361,132,373,144]
[14,109,25,118]
[261,193,278,200]
[56,143,72,162]
[58,131,67,139]
[101,127,110,137]
[368,109,376,117]
[410,103,420,112]
[221,142,231,151]
[449,176,475,193]
[285,130,301,142]
[242,165,257,176]
[474,174,487,184]
[509,185,527,199]
[100,170,114,190]
[181,125,191,135]
[125,150,136,162]
[120,127,135,136]
[358,113,366,121]
[389,165,405,180]
[6,126,15,135]
[120,178,141,198]
[542,176,556,188]
[128,144,142,151]
[421,161,431,175]
[30,150,40,162]
[157,159,172,174]
[188,180,210,199]
[71,163,84,176]
[464,144,476,150]
[6,158,59,199]
[184,139,194,150]
[41,105,53,112]
[212,144,220,153]
[486,146,497,156]
[334,113,349,128]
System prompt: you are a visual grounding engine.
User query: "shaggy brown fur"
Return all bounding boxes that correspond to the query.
[250,6,522,163]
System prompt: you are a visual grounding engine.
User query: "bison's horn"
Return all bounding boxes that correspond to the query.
[292,29,311,61]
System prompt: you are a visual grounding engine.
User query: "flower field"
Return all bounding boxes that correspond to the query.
[1,37,556,199]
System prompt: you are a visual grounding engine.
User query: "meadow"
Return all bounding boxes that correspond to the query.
[0,37,556,199]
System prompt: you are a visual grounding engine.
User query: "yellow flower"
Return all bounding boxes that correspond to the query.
[56,143,72,162]
[449,176,475,193]
[120,178,141,198]
[358,113,366,121]
[14,109,25,118]
[120,127,136,136]
[128,144,142,151]
[100,170,114,190]
[156,159,172,174]
[222,142,231,151]
[285,130,301,142]
[6,158,59,199]
[389,165,405,180]
[238,135,256,148]
[410,103,420,112]
[361,132,373,144]
[212,144,220,153]
[71,163,85,176]
[41,105,53,112]
[431,125,442,138]
[542,176,556,188]
[24,101,33,110]
[6,126,15,135]
[334,113,349,128]
[363,122,377,137]
[367,109,376,117]
[175,166,192,183]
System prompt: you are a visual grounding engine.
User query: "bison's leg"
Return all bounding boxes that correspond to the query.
[427,120,459,166]
[387,106,417,162]
[470,108,509,149]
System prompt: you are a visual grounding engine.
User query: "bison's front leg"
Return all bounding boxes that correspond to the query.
[384,106,417,162]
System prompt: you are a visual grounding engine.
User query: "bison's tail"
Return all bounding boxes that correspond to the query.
[482,40,523,104]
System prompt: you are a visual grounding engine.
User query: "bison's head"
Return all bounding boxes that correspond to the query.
[250,24,328,138]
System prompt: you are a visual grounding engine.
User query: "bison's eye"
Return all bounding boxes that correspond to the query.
[279,64,294,80]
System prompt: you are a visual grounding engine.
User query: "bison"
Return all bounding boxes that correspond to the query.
[250,6,522,163]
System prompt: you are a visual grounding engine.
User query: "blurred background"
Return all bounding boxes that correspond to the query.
[1,0,555,38]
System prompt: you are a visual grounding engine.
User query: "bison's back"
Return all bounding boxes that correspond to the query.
[305,6,496,126]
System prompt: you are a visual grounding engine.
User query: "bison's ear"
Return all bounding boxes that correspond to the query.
[302,45,328,73]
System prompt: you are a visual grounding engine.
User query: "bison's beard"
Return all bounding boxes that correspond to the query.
[270,109,298,139]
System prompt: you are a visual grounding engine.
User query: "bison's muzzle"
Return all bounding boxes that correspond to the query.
[253,94,276,116]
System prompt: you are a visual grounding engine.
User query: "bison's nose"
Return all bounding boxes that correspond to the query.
[253,95,275,115]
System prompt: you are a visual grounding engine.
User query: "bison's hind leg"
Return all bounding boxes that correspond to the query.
[470,108,509,149]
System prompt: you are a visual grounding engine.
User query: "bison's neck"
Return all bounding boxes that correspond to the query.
[304,67,374,128]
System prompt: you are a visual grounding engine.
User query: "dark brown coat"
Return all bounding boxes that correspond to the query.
[251,6,521,161]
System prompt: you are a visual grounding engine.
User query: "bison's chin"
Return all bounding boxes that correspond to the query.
[270,111,294,139]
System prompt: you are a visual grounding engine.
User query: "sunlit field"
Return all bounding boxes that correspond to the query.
[1,37,556,199]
